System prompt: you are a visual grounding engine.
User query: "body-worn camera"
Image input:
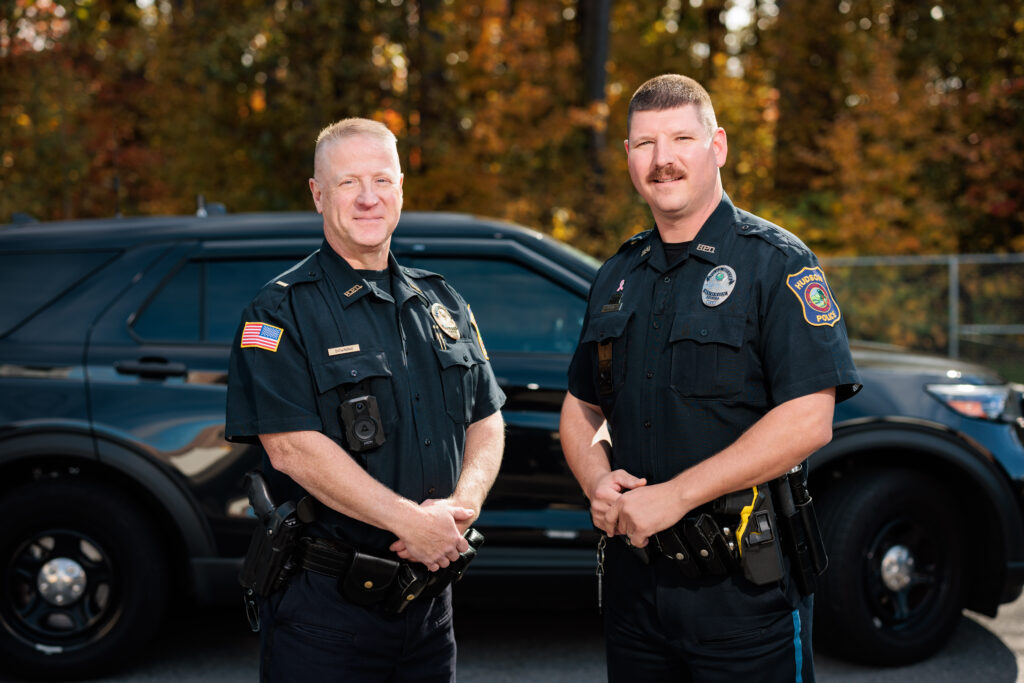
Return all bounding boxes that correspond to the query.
[340,394,386,452]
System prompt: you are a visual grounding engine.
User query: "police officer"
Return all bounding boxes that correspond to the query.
[226,118,505,682]
[560,74,861,682]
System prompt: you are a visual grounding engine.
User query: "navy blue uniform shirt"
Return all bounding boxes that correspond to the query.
[226,240,505,552]
[568,194,861,484]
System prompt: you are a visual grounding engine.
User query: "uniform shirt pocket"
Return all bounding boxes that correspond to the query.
[433,340,486,424]
[580,310,632,397]
[310,351,398,433]
[669,312,746,399]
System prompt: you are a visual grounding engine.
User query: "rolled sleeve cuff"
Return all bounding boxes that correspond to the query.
[225,414,323,441]
[470,388,506,424]
[772,370,863,407]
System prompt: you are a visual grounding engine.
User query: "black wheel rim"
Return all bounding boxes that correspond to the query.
[2,528,119,650]
[863,515,949,631]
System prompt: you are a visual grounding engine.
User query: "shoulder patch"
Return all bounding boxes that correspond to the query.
[467,305,489,360]
[241,322,284,351]
[786,267,841,327]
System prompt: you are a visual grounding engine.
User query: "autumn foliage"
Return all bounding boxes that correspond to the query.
[2,0,1020,257]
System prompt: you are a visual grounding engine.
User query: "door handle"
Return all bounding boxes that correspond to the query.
[113,358,188,379]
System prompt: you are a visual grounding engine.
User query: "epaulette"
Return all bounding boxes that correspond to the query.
[399,265,444,281]
[256,252,321,301]
[616,229,653,255]
[736,212,810,257]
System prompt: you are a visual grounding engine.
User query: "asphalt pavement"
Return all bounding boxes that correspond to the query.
[2,575,1022,682]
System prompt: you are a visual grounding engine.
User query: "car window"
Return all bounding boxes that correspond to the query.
[0,250,117,336]
[132,259,297,343]
[405,257,584,354]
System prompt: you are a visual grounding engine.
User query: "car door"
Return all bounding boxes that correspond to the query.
[86,238,319,556]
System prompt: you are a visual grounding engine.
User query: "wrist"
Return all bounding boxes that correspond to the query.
[383,496,422,538]
[666,476,695,518]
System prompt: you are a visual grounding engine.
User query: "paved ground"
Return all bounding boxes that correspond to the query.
[2,575,1023,681]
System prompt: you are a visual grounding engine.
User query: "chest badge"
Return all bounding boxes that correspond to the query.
[701,265,737,307]
[430,303,461,340]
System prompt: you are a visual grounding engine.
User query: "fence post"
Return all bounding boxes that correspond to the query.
[948,256,959,359]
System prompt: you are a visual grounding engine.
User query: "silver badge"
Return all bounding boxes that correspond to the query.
[701,265,737,307]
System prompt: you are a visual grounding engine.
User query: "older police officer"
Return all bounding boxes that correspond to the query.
[226,118,505,682]
[560,75,861,682]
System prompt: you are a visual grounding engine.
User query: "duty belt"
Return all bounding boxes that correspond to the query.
[618,484,787,587]
[650,512,740,579]
[296,531,484,613]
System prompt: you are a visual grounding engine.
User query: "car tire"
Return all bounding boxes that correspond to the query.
[814,468,965,665]
[0,477,169,679]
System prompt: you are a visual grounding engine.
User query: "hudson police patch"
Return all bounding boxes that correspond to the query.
[786,266,841,327]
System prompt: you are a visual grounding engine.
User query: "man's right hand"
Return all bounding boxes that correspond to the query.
[588,469,647,536]
[389,499,473,571]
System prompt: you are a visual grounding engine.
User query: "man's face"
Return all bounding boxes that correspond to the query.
[625,105,727,225]
[309,135,404,262]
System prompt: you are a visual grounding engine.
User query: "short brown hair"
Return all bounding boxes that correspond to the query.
[313,118,398,177]
[627,74,718,138]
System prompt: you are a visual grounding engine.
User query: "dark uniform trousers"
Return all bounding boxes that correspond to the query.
[603,543,813,683]
[259,569,456,683]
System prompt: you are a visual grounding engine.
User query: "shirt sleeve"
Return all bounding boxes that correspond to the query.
[760,251,862,406]
[469,359,506,423]
[567,306,599,404]
[451,292,506,424]
[225,293,323,440]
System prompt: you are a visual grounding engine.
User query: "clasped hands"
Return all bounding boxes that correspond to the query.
[588,469,686,548]
[389,497,474,572]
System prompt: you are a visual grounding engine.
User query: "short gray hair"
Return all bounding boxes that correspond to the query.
[313,118,398,177]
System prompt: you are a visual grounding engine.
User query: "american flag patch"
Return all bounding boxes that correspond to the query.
[241,322,284,352]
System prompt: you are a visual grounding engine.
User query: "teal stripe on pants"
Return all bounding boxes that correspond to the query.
[792,609,803,683]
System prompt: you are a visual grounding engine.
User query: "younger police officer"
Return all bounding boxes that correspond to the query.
[226,118,505,682]
[560,75,861,682]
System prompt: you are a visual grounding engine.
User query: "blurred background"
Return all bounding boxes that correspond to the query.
[1,0,1022,377]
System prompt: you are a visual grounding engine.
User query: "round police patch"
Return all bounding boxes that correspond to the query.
[805,283,831,313]
[701,265,737,307]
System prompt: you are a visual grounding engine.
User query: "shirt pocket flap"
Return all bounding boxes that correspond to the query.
[433,340,485,369]
[311,351,392,393]
[581,310,632,344]
[669,313,745,348]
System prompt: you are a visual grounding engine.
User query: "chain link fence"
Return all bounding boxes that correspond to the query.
[822,254,1024,383]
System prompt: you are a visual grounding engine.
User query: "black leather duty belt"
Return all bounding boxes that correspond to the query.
[293,531,485,614]
[297,537,357,578]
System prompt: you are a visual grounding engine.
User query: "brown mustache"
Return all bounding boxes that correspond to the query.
[647,165,685,183]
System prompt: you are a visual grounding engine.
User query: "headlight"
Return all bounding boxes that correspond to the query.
[926,384,1011,420]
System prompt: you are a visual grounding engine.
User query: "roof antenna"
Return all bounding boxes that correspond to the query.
[196,194,208,217]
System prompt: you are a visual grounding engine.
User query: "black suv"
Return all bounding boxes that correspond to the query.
[2,212,1023,677]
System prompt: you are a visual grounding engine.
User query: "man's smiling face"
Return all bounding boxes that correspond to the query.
[309,134,404,267]
[625,105,727,228]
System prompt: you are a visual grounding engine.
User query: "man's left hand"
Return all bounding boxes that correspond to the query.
[389,497,475,557]
[610,482,687,548]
